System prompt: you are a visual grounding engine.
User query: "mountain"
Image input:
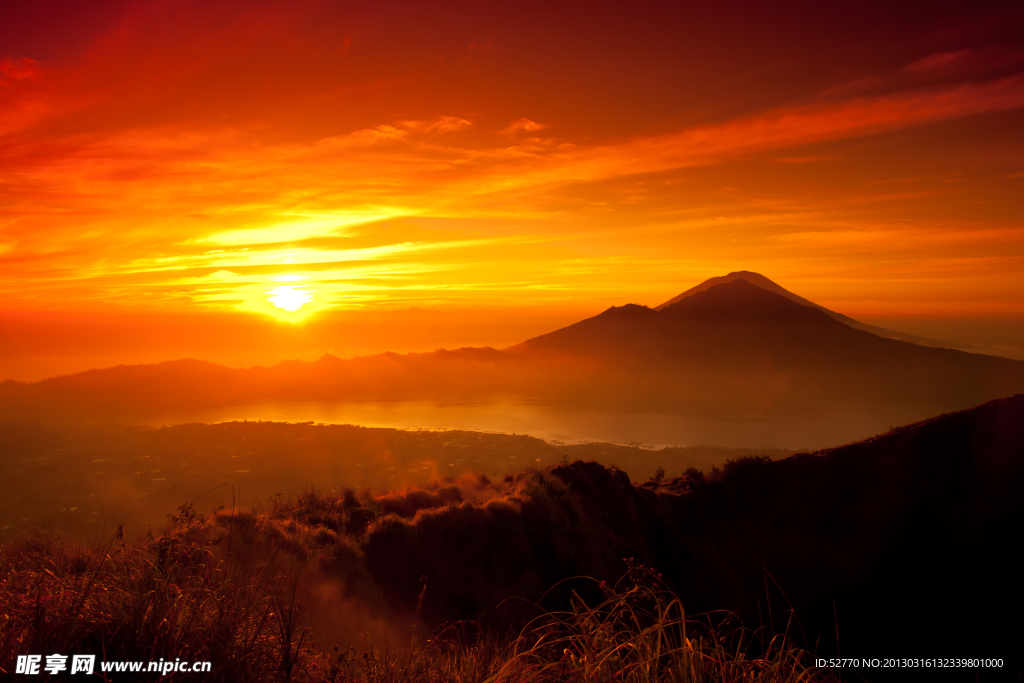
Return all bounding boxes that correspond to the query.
[3,273,1024,431]
[654,270,948,347]
[0,347,526,421]
[510,277,1024,417]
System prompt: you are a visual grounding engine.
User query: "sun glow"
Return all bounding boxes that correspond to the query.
[2,1,1023,339]
[268,285,314,312]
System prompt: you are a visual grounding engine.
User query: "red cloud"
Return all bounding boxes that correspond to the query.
[0,57,41,81]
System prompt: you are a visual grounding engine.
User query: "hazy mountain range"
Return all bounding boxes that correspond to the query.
[3,272,1023,428]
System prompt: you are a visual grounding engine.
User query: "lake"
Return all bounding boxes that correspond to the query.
[138,398,914,451]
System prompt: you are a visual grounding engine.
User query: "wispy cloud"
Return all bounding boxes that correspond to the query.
[497,76,1024,190]
[191,211,410,246]
[903,50,974,76]
[2,17,1023,321]
[500,118,546,136]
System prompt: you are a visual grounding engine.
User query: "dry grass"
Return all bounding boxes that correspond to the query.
[0,502,837,682]
[485,560,833,683]
[0,511,314,681]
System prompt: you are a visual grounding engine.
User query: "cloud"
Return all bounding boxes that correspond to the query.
[0,57,41,81]
[192,212,407,246]
[419,116,472,135]
[903,50,973,76]
[318,125,409,148]
[500,118,546,136]
[489,75,1024,192]
[318,117,472,149]
[3,19,1023,322]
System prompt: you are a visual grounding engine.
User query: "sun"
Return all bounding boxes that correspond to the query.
[268,285,314,312]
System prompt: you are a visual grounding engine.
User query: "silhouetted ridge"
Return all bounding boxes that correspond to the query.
[656,270,948,347]
[655,270,807,310]
[348,394,1024,679]
[516,279,851,357]
[600,303,654,316]
[505,277,1024,418]
[658,278,840,324]
[3,272,1024,428]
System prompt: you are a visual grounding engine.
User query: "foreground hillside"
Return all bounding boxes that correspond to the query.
[0,527,834,683]
[251,395,1024,670]
[3,395,1021,681]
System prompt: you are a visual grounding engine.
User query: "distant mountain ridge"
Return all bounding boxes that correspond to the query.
[3,273,1024,439]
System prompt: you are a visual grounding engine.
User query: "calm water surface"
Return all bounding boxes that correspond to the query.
[140,399,911,451]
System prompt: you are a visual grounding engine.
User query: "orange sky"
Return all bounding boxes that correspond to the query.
[2,0,1024,379]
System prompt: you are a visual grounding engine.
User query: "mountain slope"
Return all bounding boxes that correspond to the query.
[511,278,1024,416]
[0,347,526,421]
[655,270,947,347]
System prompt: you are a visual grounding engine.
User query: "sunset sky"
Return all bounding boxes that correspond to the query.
[2,0,1024,379]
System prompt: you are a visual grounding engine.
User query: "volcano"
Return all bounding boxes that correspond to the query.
[509,275,1024,417]
[3,272,1024,428]
[653,270,946,346]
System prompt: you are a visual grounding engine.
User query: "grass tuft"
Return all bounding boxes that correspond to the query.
[483,559,833,683]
